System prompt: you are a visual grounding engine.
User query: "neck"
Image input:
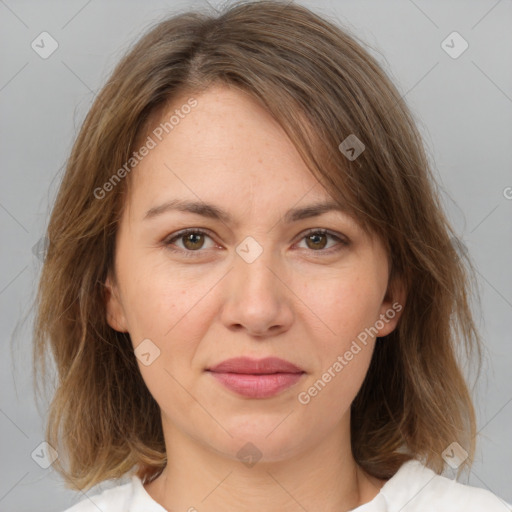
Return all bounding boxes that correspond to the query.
[144,417,386,512]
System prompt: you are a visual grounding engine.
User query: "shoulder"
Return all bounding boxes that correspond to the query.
[380,459,511,512]
[59,478,135,512]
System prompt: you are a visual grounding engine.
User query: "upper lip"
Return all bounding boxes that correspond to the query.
[207,357,304,374]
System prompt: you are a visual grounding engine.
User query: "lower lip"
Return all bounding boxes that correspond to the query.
[207,371,304,398]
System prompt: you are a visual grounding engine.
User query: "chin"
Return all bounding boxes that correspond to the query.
[202,417,308,465]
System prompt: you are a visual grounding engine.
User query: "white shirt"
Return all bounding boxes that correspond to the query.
[61,459,511,512]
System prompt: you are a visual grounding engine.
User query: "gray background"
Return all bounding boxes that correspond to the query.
[1,0,511,510]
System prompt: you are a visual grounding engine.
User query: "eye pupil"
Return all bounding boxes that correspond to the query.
[183,233,204,250]
[306,233,327,250]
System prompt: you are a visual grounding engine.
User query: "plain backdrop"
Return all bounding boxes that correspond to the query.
[1,0,511,510]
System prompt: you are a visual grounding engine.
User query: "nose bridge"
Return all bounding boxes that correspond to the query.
[233,234,280,298]
[220,234,293,335]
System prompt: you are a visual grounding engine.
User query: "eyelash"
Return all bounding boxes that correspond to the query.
[163,228,349,258]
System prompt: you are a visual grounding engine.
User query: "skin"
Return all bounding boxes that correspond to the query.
[105,83,406,512]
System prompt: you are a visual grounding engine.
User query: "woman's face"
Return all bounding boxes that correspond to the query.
[106,84,404,464]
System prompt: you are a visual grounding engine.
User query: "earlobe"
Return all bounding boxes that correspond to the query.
[376,276,407,337]
[104,273,129,333]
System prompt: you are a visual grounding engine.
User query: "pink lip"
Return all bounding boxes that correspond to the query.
[206,357,305,398]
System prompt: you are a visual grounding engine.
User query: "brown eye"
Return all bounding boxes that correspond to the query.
[296,229,349,254]
[164,229,216,256]
[305,232,328,250]
[181,232,205,250]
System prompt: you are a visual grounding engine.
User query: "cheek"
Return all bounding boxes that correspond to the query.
[121,267,213,415]
[118,257,221,380]
[296,275,380,421]
[296,342,374,438]
[122,275,173,339]
[306,271,384,351]
[119,254,206,339]
[295,272,382,404]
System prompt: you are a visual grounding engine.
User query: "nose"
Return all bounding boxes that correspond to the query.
[219,243,294,338]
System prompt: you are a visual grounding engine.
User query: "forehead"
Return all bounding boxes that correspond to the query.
[125,85,337,218]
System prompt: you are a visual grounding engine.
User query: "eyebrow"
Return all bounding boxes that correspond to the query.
[143,199,347,224]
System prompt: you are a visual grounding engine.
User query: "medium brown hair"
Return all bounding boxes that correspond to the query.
[33,0,483,491]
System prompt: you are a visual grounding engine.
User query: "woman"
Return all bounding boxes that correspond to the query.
[33,1,510,510]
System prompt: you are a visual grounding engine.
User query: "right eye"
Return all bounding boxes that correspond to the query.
[163,228,218,257]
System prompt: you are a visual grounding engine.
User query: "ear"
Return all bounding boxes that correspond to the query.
[375,274,407,337]
[104,273,129,333]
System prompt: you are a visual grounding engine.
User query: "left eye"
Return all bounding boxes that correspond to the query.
[163,228,348,256]
[296,229,347,251]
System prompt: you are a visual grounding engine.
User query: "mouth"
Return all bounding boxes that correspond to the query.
[206,357,305,398]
